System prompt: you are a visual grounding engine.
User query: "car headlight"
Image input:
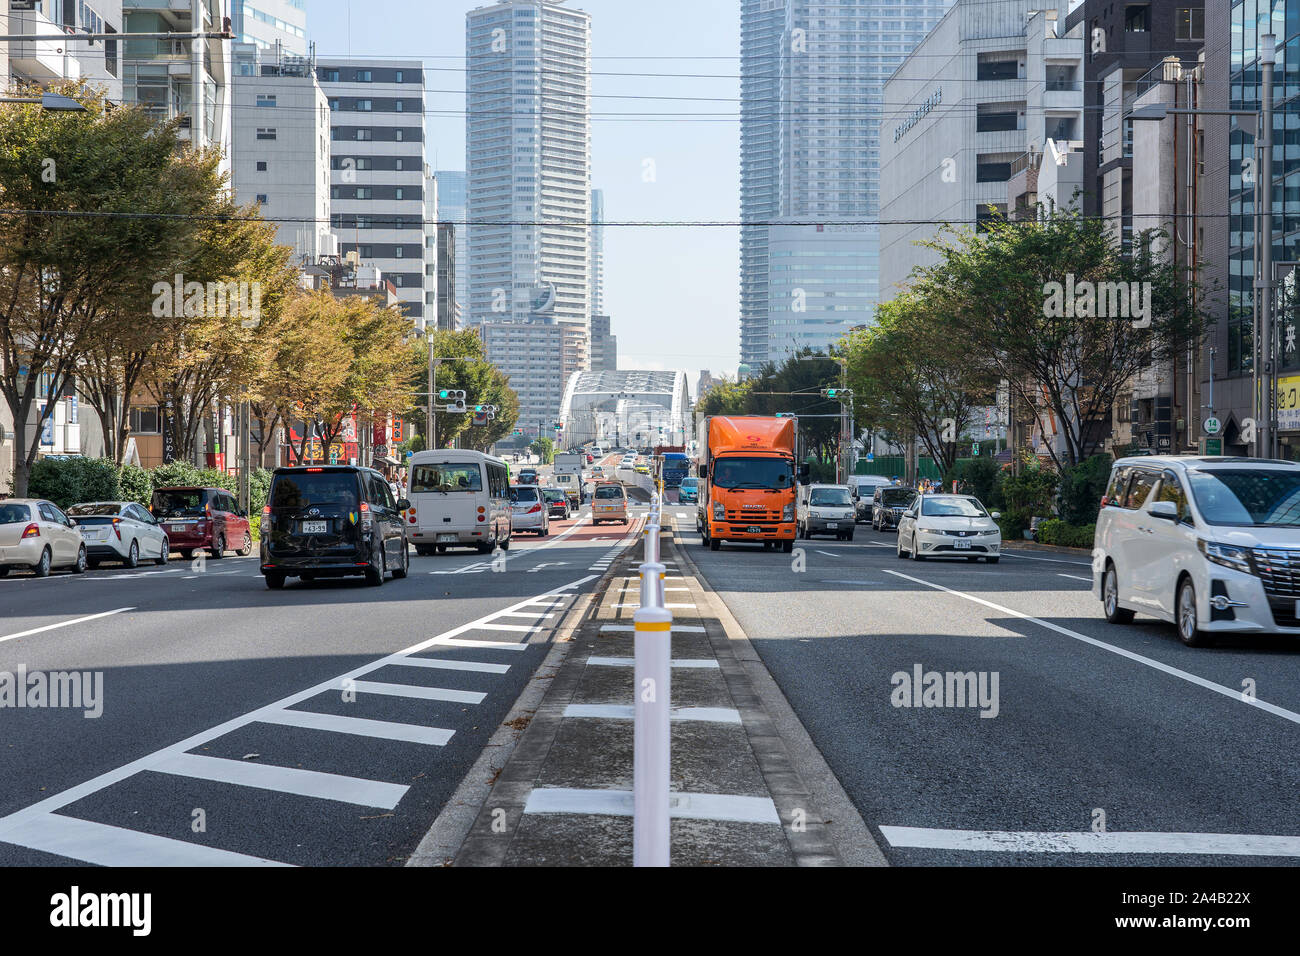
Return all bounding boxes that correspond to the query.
[809,510,821,519]
[713,502,724,520]
[1198,539,1253,574]
[782,503,794,521]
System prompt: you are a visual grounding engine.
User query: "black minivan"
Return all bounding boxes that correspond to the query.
[261,465,410,589]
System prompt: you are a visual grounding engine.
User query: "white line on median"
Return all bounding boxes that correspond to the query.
[0,607,135,647]
[883,569,1300,728]
[524,787,780,824]
[880,825,1300,857]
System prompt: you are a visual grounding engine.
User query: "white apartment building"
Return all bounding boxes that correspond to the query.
[879,1,1083,298]
[317,58,435,327]
[465,1,592,332]
[232,0,306,55]
[231,42,335,263]
[480,322,588,440]
[5,0,124,100]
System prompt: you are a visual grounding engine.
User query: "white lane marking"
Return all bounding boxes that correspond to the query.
[1058,573,1092,583]
[0,575,599,861]
[152,753,408,809]
[472,622,544,633]
[999,550,1092,567]
[524,788,780,824]
[498,611,555,619]
[563,704,741,723]
[390,657,511,674]
[663,587,690,592]
[816,550,837,557]
[884,569,1300,728]
[0,607,135,647]
[349,680,485,704]
[880,825,1300,857]
[257,708,454,746]
[587,656,719,669]
[435,638,529,652]
[599,624,707,634]
[0,814,290,867]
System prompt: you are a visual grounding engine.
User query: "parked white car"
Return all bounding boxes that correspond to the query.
[68,501,170,568]
[1093,455,1300,647]
[0,499,87,577]
[896,494,1001,563]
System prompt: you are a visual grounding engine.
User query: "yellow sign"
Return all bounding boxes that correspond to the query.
[1279,375,1300,432]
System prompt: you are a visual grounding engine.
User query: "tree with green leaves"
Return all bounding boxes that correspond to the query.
[0,84,219,493]
[411,329,520,449]
[842,291,998,475]
[530,436,555,464]
[913,207,1207,469]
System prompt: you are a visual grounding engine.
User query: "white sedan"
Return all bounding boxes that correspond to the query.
[67,501,170,568]
[896,494,1002,563]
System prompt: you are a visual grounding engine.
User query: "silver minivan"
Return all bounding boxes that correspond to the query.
[1093,455,1300,646]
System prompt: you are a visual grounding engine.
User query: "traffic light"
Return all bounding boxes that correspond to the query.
[821,388,840,399]
[438,389,450,400]
[443,389,466,413]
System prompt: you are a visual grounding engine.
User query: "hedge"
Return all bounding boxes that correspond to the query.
[21,457,273,513]
[1034,519,1096,549]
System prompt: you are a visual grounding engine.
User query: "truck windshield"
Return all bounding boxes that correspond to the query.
[712,457,793,490]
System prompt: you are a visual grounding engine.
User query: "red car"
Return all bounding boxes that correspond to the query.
[150,486,252,559]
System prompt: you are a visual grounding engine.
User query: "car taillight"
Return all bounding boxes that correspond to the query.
[112,517,122,541]
[360,501,372,529]
[528,504,542,514]
[21,523,39,539]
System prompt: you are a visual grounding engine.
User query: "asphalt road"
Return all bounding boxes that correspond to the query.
[0,490,646,867]
[672,511,1300,866]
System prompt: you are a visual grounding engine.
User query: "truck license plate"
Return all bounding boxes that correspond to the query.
[437,533,457,543]
[746,526,762,534]
[302,521,327,534]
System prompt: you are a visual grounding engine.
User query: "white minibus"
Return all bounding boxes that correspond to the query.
[405,450,511,554]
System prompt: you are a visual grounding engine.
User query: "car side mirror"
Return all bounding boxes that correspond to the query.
[397,498,411,511]
[991,512,1001,520]
[1148,500,1178,521]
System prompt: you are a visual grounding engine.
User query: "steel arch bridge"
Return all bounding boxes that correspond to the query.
[558,370,693,448]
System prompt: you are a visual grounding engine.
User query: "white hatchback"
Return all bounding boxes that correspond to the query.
[896,494,1002,563]
[1094,455,1300,647]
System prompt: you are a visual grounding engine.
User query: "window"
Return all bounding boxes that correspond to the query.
[256,94,276,107]
[411,463,483,493]
[355,70,372,82]
[395,129,405,141]
[395,158,404,170]
[355,187,372,199]
[1124,4,1150,32]
[355,99,372,111]
[395,187,405,200]
[1176,7,1203,41]
[395,70,404,82]
[320,69,340,83]
[356,129,372,141]
[128,405,160,434]
[1123,470,1159,510]
[394,246,404,258]
[255,194,268,204]
[256,128,277,140]
[256,161,267,171]
[1156,471,1192,523]
[976,161,1012,183]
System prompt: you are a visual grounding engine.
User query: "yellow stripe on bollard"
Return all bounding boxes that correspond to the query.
[634,621,672,632]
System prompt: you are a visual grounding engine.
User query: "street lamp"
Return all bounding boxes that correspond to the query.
[1129,33,1276,456]
[0,92,88,112]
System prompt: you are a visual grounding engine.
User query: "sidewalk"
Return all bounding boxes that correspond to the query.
[451,520,849,866]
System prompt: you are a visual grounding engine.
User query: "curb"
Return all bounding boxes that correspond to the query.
[671,517,890,867]
[405,519,640,867]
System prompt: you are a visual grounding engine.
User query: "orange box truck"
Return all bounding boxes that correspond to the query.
[696,416,802,553]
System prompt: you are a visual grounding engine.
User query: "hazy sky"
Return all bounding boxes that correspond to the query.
[309,0,743,380]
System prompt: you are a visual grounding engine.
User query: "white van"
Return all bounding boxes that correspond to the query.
[405,450,511,555]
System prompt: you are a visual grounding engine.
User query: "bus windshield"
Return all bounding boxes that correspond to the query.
[411,463,483,493]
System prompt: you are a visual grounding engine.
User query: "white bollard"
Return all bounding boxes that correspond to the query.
[643,521,660,564]
[639,561,665,608]
[633,601,673,867]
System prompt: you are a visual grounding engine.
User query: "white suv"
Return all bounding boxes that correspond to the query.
[1093,455,1300,647]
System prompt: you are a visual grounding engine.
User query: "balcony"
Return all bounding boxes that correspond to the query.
[10,8,82,83]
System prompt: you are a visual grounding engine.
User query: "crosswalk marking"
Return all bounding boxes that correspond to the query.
[1,814,291,867]
[257,709,455,746]
[151,753,409,809]
[431,637,529,652]
[348,680,486,704]
[391,656,511,674]
[473,622,544,633]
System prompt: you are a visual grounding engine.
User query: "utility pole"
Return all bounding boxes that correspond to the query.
[1261,33,1278,458]
[427,342,444,450]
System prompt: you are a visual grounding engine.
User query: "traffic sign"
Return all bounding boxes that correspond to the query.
[1204,417,1221,435]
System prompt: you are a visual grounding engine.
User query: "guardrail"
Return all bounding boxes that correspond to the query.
[633,493,672,866]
